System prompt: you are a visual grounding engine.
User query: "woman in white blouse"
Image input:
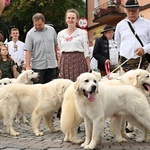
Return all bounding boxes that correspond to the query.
[57,8,91,81]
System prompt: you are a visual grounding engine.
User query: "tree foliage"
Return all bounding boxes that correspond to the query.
[0,0,86,41]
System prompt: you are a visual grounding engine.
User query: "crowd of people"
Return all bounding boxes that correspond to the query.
[0,0,150,83]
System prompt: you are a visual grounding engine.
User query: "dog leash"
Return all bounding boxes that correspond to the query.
[106,52,142,78]
[105,63,111,80]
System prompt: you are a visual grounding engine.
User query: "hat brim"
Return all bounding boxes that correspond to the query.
[121,4,141,8]
[101,28,115,34]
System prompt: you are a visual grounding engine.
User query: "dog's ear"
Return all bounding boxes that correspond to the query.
[74,77,80,91]
[131,74,139,86]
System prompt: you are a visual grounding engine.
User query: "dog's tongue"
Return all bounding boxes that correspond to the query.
[87,92,95,102]
[146,84,150,92]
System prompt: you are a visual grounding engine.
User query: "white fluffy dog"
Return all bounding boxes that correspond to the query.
[15,70,39,84]
[74,72,150,149]
[0,78,72,136]
[0,70,39,123]
[0,70,39,86]
[60,69,150,143]
[0,78,13,86]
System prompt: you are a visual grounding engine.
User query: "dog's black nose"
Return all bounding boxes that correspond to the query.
[91,85,96,92]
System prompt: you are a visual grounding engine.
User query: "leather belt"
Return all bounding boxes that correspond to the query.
[120,56,140,65]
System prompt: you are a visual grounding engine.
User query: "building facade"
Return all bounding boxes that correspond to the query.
[86,0,150,44]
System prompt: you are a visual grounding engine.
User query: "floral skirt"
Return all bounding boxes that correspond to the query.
[60,51,88,82]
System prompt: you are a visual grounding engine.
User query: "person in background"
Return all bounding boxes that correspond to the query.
[0,43,18,79]
[57,8,91,82]
[24,13,58,84]
[93,25,118,76]
[7,28,25,63]
[89,38,99,71]
[115,0,150,72]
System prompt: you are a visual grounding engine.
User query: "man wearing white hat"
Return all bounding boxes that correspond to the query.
[115,0,150,72]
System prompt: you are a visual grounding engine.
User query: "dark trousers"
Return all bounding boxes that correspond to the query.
[32,67,57,84]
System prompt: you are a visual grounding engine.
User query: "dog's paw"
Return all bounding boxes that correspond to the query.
[84,144,96,150]
[23,118,29,123]
[126,133,134,139]
[81,142,86,148]
[136,137,145,142]
[15,118,20,123]
[72,138,84,144]
[116,137,127,142]
[10,131,20,136]
[64,136,69,142]
[35,131,44,136]
[51,128,59,133]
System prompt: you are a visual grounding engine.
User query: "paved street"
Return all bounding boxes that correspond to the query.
[0,113,150,150]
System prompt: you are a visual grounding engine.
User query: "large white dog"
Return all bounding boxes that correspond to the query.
[0,70,39,123]
[0,70,39,86]
[74,72,150,149]
[0,78,72,136]
[60,69,150,143]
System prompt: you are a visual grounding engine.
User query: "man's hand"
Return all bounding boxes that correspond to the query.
[26,66,32,70]
[105,59,110,65]
[135,48,144,56]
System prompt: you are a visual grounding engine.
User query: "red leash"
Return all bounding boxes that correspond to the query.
[105,63,111,80]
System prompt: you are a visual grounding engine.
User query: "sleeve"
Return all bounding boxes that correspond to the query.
[24,32,33,52]
[57,32,61,49]
[82,30,90,58]
[57,32,62,54]
[53,27,58,45]
[93,38,107,66]
[114,23,121,52]
[143,20,150,54]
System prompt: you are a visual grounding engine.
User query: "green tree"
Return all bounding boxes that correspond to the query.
[1,0,86,41]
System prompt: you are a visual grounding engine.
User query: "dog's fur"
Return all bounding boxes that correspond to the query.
[60,69,150,144]
[0,78,72,136]
[104,69,150,141]
[0,70,39,123]
[0,70,39,86]
[61,71,101,144]
[74,72,150,149]
[102,69,150,141]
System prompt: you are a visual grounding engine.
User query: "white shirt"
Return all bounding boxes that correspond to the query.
[115,16,150,59]
[57,28,90,58]
[109,39,118,65]
[7,40,25,63]
[89,46,98,70]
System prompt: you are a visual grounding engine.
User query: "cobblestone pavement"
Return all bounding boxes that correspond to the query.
[0,113,150,150]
